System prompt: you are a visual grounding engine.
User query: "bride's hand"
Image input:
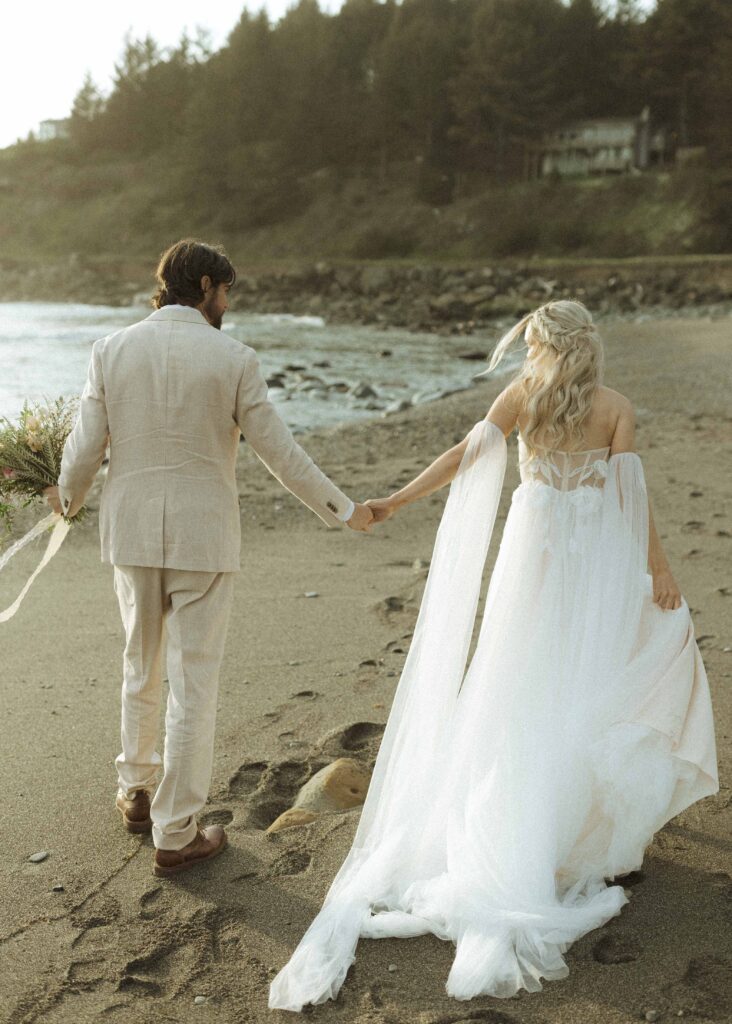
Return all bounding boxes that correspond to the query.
[652,567,682,610]
[365,497,400,523]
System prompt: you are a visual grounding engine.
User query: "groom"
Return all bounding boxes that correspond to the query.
[44,238,373,877]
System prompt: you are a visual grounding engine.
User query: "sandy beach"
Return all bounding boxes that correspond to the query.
[1,315,730,1024]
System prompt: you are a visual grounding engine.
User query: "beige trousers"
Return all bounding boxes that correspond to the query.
[112,564,235,850]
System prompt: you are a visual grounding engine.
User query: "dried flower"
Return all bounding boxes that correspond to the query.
[0,396,84,537]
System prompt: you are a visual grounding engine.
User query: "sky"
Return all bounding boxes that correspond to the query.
[0,0,343,150]
[0,0,656,151]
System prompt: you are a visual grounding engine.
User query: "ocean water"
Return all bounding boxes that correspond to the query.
[0,302,518,433]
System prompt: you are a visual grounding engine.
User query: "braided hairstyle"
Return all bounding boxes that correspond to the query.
[476,299,605,456]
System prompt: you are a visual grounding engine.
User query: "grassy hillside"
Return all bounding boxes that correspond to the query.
[0,141,726,266]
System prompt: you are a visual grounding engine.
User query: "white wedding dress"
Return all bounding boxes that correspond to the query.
[269,418,719,1011]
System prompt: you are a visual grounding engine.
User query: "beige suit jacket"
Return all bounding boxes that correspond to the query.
[58,305,353,571]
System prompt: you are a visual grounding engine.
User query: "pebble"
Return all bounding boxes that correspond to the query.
[303,591,319,598]
[29,851,49,863]
[194,994,207,1005]
[51,884,64,892]
[645,1012,661,1022]
[388,964,398,972]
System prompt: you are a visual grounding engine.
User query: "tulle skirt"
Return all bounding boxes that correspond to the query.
[269,424,719,1011]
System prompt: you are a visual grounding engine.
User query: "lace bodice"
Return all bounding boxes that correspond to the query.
[518,434,610,491]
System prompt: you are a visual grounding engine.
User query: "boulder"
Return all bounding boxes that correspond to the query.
[349,381,379,400]
[266,808,319,834]
[293,758,371,814]
[429,292,471,319]
[384,399,412,414]
[359,265,393,296]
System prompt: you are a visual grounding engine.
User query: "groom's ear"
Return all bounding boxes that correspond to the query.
[200,274,213,294]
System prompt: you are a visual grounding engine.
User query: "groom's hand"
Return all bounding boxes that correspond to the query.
[346,502,374,532]
[43,486,63,515]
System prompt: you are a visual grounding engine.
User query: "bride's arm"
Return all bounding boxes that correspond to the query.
[366,384,518,521]
[611,396,682,611]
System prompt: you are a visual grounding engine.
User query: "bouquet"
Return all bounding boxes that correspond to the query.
[0,397,82,622]
[0,397,84,538]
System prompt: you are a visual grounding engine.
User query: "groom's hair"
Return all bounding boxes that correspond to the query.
[153,239,236,308]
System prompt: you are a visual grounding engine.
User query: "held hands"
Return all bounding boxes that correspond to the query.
[345,502,375,532]
[345,496,403,532]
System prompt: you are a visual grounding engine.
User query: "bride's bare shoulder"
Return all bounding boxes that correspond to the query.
[596,386,635,422]
[596,385,632,410]
[597,387,636,452]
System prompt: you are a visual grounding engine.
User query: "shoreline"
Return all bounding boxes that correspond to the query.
[1,254,732,335]
[0,315,729,1023]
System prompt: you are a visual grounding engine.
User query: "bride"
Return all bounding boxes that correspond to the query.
[268,300,719,1011]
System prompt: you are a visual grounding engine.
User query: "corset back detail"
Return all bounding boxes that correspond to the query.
[518,434,611,491]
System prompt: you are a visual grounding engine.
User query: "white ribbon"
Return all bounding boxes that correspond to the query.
[0,513,71,623]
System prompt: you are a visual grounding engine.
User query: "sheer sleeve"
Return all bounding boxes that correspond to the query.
[269,418,508,1011]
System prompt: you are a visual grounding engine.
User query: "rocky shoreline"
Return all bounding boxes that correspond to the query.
[2,255,732,333]
[227,257,732,334]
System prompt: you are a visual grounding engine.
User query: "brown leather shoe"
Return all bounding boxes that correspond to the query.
[153,825,227,878]
[115,789,152,834]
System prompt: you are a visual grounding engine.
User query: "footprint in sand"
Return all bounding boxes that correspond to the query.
[226,723,386,831]
[269,848,313,876]
[318,721,385,760]
[138,885,165,921]
[70,892,121,931]
[228,759,316,829]
[119,906,225,999]
[661,954,732,1020]
[592,929,642,964]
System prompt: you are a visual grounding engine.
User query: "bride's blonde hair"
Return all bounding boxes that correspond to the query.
[477,299,604,456]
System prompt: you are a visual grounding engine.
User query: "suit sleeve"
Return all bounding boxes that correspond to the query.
[234,349,353,528]
[58,340,110,518]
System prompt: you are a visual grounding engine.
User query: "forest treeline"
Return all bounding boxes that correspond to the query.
[2,0,732,258]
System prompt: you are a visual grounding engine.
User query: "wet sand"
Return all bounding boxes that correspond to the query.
[0,315,730,1024]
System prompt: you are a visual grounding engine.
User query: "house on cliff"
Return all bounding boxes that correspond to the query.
[539,107,667,177]
[37,118,71,142]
